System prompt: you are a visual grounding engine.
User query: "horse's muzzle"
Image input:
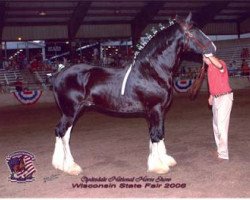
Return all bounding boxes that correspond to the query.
[203,41,217,55]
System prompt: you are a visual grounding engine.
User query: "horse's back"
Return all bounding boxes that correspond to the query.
[52,63,146,114]
[54,63,122,88]
[53,63,125,102]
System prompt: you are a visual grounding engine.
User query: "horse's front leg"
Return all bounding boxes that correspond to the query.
[146,106,177,174]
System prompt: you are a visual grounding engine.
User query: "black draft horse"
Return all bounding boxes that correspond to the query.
[51,13,216,175]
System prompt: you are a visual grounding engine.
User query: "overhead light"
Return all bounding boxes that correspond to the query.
[114,10,121,14]
[33,40,41,43]
[18,37,22,41]
[38,11,46,16]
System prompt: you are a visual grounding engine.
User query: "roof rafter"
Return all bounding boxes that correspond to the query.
[68,1,91,39]
[4,20,132,27]
[237,11,250,23]
[5,22,65,26]
[192,1,230,28]
[91,6,141,10]
[8,6,75,11]
[1,0,250,40]
[6,14,71,18]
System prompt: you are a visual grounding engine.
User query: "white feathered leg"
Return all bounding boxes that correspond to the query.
[147,139,177,174]
[157,140,177,167]
[62,126,82,175]
[52,126,82,175]
[52,137,65,171]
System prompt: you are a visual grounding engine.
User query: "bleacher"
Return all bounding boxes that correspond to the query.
[180,38,250,74]
[33,69,53,84]
[33,69,54,90]
[0,69,24,92]
[0,69,23,84]
[0,68,54,93]
[216,38,250,68]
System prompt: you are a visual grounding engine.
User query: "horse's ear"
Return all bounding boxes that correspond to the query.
[174,14,179,21]
[185,12,192,23]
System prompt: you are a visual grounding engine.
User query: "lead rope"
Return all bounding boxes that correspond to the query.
[188,60,206,100]
[199,60,205,79]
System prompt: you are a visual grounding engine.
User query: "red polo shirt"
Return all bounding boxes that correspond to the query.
[207,60,232,96]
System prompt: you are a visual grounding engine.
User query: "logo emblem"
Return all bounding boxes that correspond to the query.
[6,151,36,183]
[174,79,194,93]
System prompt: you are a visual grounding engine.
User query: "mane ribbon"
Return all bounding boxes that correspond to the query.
[121,61,135,95]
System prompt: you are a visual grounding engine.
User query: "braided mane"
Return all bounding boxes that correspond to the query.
[133,20,175,62]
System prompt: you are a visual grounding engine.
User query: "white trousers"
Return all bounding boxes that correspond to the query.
[212,93,233,159]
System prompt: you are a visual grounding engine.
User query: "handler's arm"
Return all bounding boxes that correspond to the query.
[208,94,213,106]
[208,56,223,70]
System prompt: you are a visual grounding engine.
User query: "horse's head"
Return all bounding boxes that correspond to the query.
[175,13,216,56]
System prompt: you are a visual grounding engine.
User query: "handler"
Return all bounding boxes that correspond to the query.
[203,54,233,160]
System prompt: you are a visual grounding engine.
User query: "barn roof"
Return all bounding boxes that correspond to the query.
[1,0,250,42]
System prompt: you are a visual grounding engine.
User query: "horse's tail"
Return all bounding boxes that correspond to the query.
[188,64,207,100]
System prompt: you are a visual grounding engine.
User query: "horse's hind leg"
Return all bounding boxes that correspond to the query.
[52,115,82,175]
[146,106,177,174]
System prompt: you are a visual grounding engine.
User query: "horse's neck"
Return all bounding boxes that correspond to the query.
[136,36,183,77]
[154,39,182,71]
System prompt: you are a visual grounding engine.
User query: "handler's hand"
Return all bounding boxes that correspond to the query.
[208,95,213,106]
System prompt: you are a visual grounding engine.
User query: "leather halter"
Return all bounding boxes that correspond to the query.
[180,22,212,53]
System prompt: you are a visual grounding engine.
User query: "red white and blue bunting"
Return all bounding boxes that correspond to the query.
[174,79,194,93]
[13,90,42,105]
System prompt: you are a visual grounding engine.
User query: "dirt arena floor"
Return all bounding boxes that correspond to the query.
[0,89,250,198]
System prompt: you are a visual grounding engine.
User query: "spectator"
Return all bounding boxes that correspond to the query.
[18,53,25,70]
[241,48,250,59]
[241,59,250,76]
[30,57,39,72]
[14,77,23,92]
[3,59,10,70]
[228,60,237,76]
[44,59,52,70]
[23,56,28,70]
[0,82,3,93]
[2,80,9,93]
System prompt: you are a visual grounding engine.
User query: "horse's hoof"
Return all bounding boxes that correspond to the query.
[148,156,170,174]
[148,166,170,174]
[52,162,64,171]
[53,165,63,171]
[162,155,177,167]
[65,163,83,176]
[169,158,177,167]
